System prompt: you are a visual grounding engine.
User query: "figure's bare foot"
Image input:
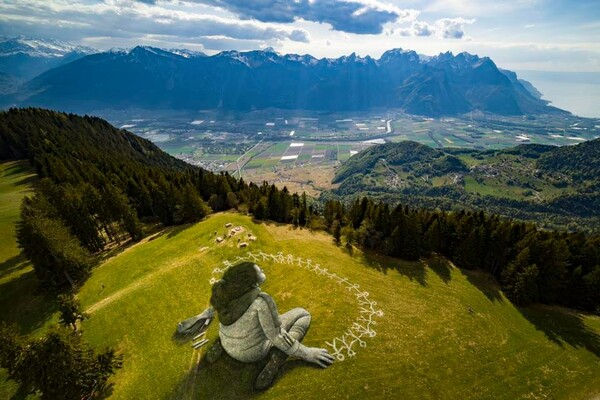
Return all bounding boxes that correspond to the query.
[254,348,288,391]
[205,338,223,364]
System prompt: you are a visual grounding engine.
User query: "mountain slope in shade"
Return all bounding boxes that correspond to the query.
[0,72,23,95]
[0,36,97,79]
[14,46,562,117]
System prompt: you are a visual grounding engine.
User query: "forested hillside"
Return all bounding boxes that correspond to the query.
[537,137,600,180]
[319,197,600,312]
[0,108,314,289]
[332,140,600,231]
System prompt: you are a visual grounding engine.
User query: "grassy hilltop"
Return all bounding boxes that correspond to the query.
[1,160,600,399]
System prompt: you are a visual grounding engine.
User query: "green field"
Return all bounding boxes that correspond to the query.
[1,162,600,399]
[240,141,373,174]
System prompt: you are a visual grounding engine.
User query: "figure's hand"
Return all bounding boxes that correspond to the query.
[302,347,335,368]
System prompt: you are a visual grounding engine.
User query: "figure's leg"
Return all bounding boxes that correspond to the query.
[255,308,312,391]
[279,307,311,344]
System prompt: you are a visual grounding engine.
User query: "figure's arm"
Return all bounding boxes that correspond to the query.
[256,297,301,356]
[256,297,335,368]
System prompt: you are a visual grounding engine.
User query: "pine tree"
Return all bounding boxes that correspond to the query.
[332,220,341,244]
[17,198,94,289]
[400,213,421,261]
[341,225,355,248]
[0,325,122,400]
[583,266,600,313]
[502,247,540,305]
[267,186,283,222]
[253,198,267,220]
[175,184,212,223]
[512,264,540,305]
[57,294,88,331]
[299,192,308,226]
[226,192,238,209]
[423,218,442,255]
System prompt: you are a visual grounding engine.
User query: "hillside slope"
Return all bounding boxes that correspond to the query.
[71,213,600,399]
[0,164,599,399]
[332,140,600,231]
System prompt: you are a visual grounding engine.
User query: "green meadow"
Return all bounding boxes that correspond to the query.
[1,161,599,399]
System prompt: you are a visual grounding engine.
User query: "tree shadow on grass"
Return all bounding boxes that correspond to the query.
[360,251,427,286]
[0,254,29,281]
[2,162,30,177]
[13,174,36,188]
[4,376,115,400]
[173,349,317,399]
[425,255,452,284]
[519,305,600,357]
[458,268,505,304]
[0,269,57,335]
[166,223,193,240]
[5,379,35,400]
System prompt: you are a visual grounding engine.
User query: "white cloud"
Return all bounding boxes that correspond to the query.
[396,18,474,39]
[435,17,475,39]
[173,0,420,34]
[412,20,434,36]
[0,0,310,47]
[425,0,538,16]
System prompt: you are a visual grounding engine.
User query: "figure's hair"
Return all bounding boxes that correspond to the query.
[210,262,260,312]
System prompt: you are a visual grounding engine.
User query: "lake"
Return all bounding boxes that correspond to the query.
[517,71,600,118]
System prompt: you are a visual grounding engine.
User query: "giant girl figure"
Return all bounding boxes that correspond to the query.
[205,262,335,390]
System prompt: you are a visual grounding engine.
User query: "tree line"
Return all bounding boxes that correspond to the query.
[320,197,600,311]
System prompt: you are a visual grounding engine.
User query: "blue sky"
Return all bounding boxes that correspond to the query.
[0,0,598,72]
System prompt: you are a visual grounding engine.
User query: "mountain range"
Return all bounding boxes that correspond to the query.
[1,38,565,117]
[0,36,96,80]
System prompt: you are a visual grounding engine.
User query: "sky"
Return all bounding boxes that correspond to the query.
[0,0,599,73]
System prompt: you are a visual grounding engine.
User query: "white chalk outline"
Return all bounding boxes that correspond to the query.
[209,251,383,361]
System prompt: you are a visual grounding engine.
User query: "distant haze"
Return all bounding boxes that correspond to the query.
[517,71,600,118]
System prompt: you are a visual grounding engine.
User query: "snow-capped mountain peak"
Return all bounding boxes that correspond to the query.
[0,36,97,58]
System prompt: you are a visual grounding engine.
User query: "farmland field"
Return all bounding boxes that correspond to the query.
[94,109,599,196]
